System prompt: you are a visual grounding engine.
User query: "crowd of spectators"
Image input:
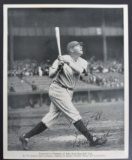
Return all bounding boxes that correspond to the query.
[8,57,124,91]
[81,73,124,88]
[81,57,124,88]
[8,57,124,77]
[8,59,51,77]
[88,56,124,74]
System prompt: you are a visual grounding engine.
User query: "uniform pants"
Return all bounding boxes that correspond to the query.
[42,83,82,127]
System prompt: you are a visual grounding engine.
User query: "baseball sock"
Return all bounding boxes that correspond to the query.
[24,121,47,139]
[74,119,94,143]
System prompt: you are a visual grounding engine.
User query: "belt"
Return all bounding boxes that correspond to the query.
[53,81,73,91]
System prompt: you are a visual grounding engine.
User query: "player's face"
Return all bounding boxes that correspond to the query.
[73,44,83,56]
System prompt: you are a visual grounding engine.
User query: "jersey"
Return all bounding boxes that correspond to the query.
[51,55,88,89]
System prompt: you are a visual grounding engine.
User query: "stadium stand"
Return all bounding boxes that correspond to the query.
[8,73,123,93]
[8,76,31,92]
[8,59,124,92]
[8,76,101,92]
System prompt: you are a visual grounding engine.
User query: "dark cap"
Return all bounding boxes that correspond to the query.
[67,41,83,52]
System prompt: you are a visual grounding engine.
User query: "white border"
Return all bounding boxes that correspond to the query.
[3,4,129,159]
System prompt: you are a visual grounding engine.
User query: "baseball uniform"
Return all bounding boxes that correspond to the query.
[42,55,88,127]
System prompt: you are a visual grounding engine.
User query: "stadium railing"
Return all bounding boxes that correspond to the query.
[8,87,124,108]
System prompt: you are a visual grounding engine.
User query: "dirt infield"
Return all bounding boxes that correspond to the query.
[8,102,124,151]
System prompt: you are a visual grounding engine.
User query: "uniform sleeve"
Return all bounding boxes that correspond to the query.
[51,59,59,69]
[81,60,88,73]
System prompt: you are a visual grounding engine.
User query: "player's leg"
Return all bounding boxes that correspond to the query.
[50,87,107,146]
[19,102,61,150]
[50,93,93,143]
[73,119,107,146]
[19,121,47,150]
[41,102,61,127]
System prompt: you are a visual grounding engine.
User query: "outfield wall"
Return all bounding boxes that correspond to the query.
[8,87,124,108]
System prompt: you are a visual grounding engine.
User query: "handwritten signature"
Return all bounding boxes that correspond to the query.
[68,111,110,148]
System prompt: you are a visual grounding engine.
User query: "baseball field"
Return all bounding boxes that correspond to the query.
[8,101,124,151]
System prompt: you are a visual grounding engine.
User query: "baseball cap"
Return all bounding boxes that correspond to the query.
[67,41,83,52]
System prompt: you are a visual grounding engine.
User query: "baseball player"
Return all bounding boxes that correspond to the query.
[19,41,107,150]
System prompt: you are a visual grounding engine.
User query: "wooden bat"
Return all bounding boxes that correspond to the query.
[55,27,62,56]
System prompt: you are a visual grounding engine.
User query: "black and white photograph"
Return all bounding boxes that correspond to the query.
[3,4,129,159]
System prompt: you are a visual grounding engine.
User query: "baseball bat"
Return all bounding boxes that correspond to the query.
[55,27,62,56]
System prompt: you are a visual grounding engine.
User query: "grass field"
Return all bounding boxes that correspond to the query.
[8,101,124,151]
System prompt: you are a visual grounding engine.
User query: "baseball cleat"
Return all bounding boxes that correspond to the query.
[19,134,28,150]
[90,136,107,146]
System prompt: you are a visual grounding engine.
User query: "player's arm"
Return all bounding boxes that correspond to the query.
[58,56,83,74]
[80,62,90,81]
[49,59,64,78]
[67,62,84,74]
[70,60,88,75]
